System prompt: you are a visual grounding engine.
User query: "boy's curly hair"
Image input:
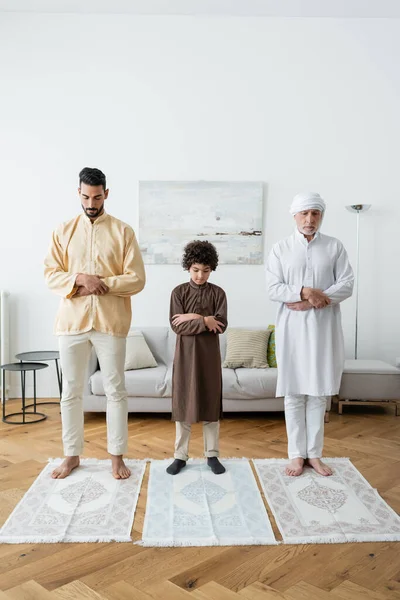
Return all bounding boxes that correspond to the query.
[182,240,219,271]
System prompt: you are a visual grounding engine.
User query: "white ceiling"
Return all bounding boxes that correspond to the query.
[0,0,399,17]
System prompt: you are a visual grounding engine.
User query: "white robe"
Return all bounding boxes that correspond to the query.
[266,229,354,397]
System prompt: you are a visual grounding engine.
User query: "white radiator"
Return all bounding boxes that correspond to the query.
[0,291,10,399]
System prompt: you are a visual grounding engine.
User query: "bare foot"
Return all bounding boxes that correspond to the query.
[285,457,304,476]
[111,455,131,479]
[307,458,333,476]
[51,456,80,479]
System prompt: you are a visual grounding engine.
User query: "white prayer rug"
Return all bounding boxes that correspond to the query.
[0,458,146,543]
[140,459,278,547]
[253,458,400,544]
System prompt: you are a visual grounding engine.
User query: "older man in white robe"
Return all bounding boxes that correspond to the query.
[266,192,354,477]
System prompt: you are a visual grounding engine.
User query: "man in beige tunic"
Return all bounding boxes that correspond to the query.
[44,167,145,479]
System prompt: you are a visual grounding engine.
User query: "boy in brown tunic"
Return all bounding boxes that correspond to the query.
[167,241,228,475]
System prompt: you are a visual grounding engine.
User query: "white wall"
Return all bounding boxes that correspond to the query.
[0,14,399,397]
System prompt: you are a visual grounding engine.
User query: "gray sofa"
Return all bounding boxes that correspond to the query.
[83,326,332,415]
[338,359,400,415]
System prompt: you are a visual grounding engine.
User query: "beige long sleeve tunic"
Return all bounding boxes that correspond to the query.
[44,212,146,336]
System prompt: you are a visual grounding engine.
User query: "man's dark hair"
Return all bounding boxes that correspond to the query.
[79,167,107,190]
[182,240,219,271]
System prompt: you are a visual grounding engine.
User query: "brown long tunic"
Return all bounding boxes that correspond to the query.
[170,280,228,423]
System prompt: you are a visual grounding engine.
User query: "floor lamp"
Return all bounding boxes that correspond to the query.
[345,204,371,359]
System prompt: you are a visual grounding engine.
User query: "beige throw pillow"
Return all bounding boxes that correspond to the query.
[223,328,271,369]
[124,331,158,371]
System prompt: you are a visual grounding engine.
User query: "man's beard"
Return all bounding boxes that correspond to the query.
[82,203,104,218]
[298,222,321,236]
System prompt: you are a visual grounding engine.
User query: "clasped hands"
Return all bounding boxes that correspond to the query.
[172,313,224,333]
[74,274,109,297]
[286,287,331,312]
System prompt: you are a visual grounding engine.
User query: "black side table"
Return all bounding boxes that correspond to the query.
[15,351,62,406]
[1,362,48,424]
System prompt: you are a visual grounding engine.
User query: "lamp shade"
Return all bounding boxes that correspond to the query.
[345,204,371,213]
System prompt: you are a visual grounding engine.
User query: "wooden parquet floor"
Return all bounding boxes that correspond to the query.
[0,400,399,599]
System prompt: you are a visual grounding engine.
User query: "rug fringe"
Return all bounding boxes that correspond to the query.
[283,533,400,544]
[0,535,133,544]
[135,538,279,547]
[343,534,400,543]
[283,536,347,545]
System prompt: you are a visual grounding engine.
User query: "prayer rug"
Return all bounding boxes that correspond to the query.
[253,458,400,544]
[140,459,278,546]
[0,458,146,543]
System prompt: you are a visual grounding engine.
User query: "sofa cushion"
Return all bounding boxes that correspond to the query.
[235,368,278,399]
[343,359,400,374]
[167,329,177,364]
[223,328,271,369]
[219,332,227,362]
[161,367,279,400]
[339,359,400,401]
[164,366,173,398]
[222,367,278,399]
[222,368,243,399]
[90,365,167,398]
[125,331,158,371]
[267,325,277,368]
[130,327,170,365]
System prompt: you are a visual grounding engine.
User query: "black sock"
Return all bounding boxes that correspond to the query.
[166,458,187,475]
[207,457,226,474]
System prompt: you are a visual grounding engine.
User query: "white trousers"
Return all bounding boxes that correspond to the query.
[59,330,128,457]
[174,421,220,461]
[284,395,328,459]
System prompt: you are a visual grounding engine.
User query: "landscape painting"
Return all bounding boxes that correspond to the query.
[139,181,263,264]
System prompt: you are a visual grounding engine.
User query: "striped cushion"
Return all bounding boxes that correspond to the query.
[222,328,271,369]
[267,324,277,368]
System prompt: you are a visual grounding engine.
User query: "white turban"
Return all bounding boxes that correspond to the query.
[289,192,326,216]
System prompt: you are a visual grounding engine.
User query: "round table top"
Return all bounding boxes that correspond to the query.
[1,362,49,372]
[15,351,60,361]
